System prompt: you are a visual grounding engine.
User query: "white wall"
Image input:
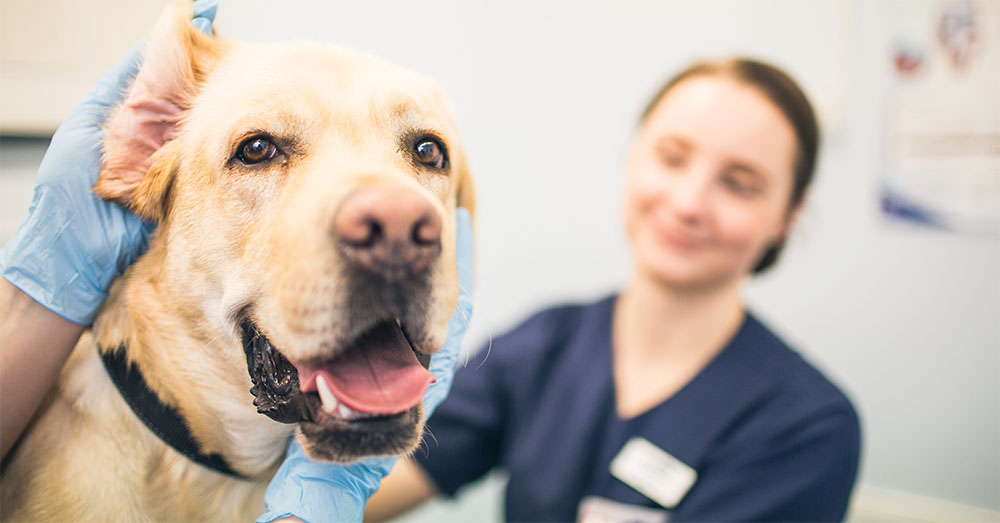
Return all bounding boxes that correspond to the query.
[1,0,997,519]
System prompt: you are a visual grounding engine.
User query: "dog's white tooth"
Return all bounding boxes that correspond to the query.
[337,404,353,419]
[315,375,338,414]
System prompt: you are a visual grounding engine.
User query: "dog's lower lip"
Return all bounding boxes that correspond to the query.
[300,407,416,434]
[342,411,412,432]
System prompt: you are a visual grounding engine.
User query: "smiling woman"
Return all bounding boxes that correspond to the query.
[367,57,860,523]
[624,59,819,294]
[633,58,820,276]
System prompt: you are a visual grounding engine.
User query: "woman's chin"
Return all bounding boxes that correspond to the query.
[635,253,740,293]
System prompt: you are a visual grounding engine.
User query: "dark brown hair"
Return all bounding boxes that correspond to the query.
[640,58,820,273]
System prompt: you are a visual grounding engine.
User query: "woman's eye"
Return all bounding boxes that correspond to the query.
[237,136,279,165]
[414,138,447,169]
[657,146,686,168]
[661,152,685,168]
[722,176,759,197]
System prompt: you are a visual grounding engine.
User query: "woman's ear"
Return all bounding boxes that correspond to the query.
[779,197,807,240]
[94,0,228,222]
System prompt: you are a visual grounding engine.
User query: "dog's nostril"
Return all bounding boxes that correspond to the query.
[362,218,383,248]
[335,213,382,248]
[411,215,441,247]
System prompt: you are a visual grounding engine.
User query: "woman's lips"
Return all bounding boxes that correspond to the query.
[651,220,710,251]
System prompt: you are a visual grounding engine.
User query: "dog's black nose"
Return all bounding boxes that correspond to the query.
[333,187,442,280]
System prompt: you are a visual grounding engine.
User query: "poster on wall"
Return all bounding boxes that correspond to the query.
[882,0,999,236]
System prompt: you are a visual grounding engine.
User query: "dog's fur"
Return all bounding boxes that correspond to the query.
[0,1,474,520]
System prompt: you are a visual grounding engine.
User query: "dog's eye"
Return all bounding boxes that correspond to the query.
[237,136,279,165]
[414,138,447,169]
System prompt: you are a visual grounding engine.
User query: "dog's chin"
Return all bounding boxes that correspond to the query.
[239,319,430,463]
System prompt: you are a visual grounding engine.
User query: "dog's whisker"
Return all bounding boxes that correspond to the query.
[474,332,494,370]
[455,283,473,330]
[421,426,439,453]
[415,430,433,458]
[456,279,473,300]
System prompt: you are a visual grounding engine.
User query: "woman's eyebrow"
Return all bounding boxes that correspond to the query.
[656,136,692,150]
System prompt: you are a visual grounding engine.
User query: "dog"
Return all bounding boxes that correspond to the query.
[0,1,474,520]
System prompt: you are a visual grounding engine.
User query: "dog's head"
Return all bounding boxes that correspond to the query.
[95,1,475,463]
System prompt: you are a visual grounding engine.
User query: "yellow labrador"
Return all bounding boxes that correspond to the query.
[0,1,474,520]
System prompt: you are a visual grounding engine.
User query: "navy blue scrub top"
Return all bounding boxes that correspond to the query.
[415,295,861,522]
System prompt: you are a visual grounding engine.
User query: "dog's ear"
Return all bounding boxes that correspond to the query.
[454,151,477,220]
[95,0,227,222]
[127,139,182,221]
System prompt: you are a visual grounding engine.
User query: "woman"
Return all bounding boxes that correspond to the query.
[367,58,861,522]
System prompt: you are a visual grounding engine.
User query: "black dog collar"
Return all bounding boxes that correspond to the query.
[100,347,248,480]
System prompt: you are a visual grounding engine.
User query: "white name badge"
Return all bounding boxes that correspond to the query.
[578,496,670,523]
[609,437,697,509]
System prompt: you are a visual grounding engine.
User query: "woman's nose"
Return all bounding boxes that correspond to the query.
[666,167,712,222]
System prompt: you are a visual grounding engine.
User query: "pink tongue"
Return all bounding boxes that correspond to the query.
[319,322,435,414]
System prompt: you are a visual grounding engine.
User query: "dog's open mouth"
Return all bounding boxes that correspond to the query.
[240,319,434,427]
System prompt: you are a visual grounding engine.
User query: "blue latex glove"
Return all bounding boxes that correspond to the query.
[0,0,217,325]
[258,208,475,523]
